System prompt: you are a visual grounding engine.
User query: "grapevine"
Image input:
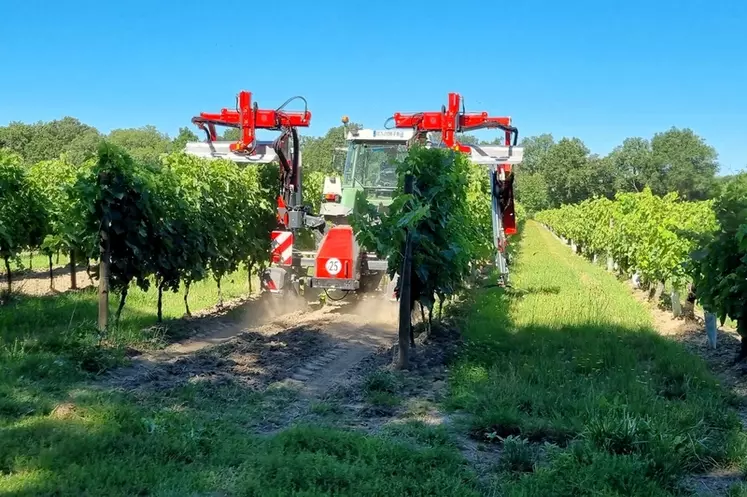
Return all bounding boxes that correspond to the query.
[535,188,717,291]
[689,174,747,357]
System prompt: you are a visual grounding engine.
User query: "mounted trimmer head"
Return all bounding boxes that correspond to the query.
[191,90,311,154]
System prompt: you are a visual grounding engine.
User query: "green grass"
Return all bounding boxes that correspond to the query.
[0,381,479,496]
[0,268,480,496]
[2,251,72,274]
[0,266,260,426]
[363,370,402,408]
[3,220,745,495]
[448,221,747,496]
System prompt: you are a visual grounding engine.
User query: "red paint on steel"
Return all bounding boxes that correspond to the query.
[315,226,355,279]
[392,92,511,152]
[191,90,311,154]
[270,231,293,265]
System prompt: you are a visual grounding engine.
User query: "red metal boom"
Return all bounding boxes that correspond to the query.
[392,92,514,153]
[191,90,311,153]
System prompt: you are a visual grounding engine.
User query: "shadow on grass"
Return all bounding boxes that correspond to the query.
[0,287,474,496]
[447,280,747,495]
[0,377,480,497]
[502,285,561,296]
[0,289,161,426]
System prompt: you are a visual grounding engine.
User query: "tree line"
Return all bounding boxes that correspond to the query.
[2,116,734,203]
[514,129,737,214]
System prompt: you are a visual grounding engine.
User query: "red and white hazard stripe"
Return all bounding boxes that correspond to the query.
[271,231,293,265]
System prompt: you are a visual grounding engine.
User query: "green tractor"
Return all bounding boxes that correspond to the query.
[318,127,413,223]
[312,127,415,299]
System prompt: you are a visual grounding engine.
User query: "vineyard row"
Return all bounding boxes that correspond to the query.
[535,182,747,345]
[1,143,504,333]
[0,144,279,320]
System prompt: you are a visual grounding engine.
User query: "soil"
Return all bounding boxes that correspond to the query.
[2,264,95,296]
[100,285,476,456]
[104,294,399,401]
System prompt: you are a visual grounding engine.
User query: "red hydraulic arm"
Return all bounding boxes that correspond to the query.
[391,92,518,236]
[192,90,314,233]
[192,90,311,153]
[392,92,517,153]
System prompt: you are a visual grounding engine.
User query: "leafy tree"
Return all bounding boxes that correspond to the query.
[148,166,190,321]
[586,154,618,199]
[607,137,655,193]
[0,122,34,160]
[221,128,240,142]
[303,170,326,214]
[201,159,245,306]
[354,148,480,309]
[0,150,46,291]
[518,134,554,174]
[0,118,99,165]
[542,138,593,206]
[456,134,479,145]
[162,152,213,315]
[651,127,718,200]
[301,124,361,175]
[64,129,103,165]
[464,161,494,261]
[163,152,250,307]
[241,163,277,293]
[352,146,489,366]
[708,172,744,198]
[422,133,501,146]
[171,127,199,152]
[516,172,549,214]
[479,136,504,146]
[27,158,93,289]
[85,142,160,321]
[107,126,171,166]
[537,189,717,292]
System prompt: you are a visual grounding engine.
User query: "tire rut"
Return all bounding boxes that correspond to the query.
[293,326,394,396]
[103,296,398,401]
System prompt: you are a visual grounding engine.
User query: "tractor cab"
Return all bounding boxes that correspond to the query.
[320,129,413,221]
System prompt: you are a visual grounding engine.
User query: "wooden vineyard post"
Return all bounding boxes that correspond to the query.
[98,173,110,332]
[98,230,110,331]
[397,174,414,370]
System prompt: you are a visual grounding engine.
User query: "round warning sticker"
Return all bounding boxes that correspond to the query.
[325,258,342,275]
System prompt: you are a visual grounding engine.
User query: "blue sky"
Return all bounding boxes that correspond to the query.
[1,0,745,174]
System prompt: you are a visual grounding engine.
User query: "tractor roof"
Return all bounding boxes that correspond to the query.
[346,129,414,142]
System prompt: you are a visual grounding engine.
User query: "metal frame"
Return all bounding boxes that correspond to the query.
[188,90,318,295]
[192,90,311,154]
[391,92,522,285]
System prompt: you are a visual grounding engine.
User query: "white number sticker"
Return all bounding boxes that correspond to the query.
[325,258,342,275]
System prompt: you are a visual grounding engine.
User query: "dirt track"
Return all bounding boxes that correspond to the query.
[105,294,399,403]
[2,265,94,296]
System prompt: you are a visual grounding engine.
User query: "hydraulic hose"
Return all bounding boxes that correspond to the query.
[272,127,301,208]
